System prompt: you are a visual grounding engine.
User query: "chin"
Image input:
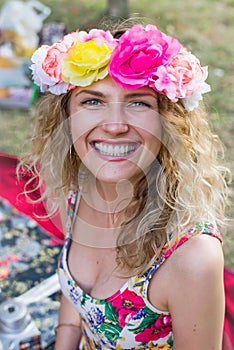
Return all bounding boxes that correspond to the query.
[93,163,144,183]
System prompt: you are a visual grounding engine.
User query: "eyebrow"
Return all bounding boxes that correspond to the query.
[123,92,157,99]
[75,90,157,99]
[75,90,105,98]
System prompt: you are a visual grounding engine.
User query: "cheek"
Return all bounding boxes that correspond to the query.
[141,133,162,164]
[73,137,85,159]
[148,116,162,151]
[137,116,162,150]
[70,110,86,142]
[70,117,87,160]
[69,107,104,147]
[152,138,162,158]
[130,109,162,139]
[138,121,162,164]
[69,109,94,145]
[70,117,81,145]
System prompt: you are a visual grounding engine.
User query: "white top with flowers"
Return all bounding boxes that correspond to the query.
[58,191,222,350]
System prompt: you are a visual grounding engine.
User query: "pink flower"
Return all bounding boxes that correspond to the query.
[108,24,182,90]
[30,45,56,92]
[30,33,78,95]
[168,47,205,98]
[42,32,80,82]
[150,65,178,101]
[108,289,145,327]
[135,314,172,342]
[149,46,211,109]
[82,29,117,48]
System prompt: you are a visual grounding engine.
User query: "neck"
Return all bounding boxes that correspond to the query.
[80,173,135,219]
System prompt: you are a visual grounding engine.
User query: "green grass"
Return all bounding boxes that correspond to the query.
[0,0,233,268]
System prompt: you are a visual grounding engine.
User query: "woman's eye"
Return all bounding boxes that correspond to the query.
[82,98,102,106]
[134,101,148,106]
[130,101,151,108]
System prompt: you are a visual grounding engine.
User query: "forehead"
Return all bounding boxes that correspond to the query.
[70,76,157,99]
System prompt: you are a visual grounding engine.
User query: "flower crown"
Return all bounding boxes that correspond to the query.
[31,24,211,111]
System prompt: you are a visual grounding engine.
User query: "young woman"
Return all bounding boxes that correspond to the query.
[26,21,229,349]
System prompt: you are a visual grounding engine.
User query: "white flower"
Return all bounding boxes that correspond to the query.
[49,81,70,95]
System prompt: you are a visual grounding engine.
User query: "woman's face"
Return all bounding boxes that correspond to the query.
[69,76,162,185]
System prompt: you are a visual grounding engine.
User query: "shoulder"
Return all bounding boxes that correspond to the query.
[168,234,224,317]
[148,230,223,308]
[166,234,225,349]
[172,232,223,274]
[165,232,224,291]
[153,231,224,308]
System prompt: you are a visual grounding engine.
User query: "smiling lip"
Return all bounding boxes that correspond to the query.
[92,141,140,159]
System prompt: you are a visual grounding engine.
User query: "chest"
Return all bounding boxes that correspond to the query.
[66,239,169,312]
[60,240,173,349]
[67,240,128,299]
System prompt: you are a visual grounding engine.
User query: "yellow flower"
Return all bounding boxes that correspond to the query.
[62,38,113,87]
[116,345,123,350]
[148,343,171,349]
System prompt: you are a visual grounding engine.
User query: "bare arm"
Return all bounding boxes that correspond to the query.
[54,294,82,350]
[168,234,225,350]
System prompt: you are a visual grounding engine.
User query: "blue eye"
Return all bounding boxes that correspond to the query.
[82,98,102,106]
[129,101,151,109]
[133,101,149,106]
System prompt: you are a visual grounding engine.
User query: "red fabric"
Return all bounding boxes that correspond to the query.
[224,267,234,349]
[0,151,233,348]
[0,151,64,243]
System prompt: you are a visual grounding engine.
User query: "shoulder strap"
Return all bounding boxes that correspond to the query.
[65,191,80,238]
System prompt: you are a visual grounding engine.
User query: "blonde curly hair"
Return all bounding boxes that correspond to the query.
[20,21,230,275]
[20,88,229,275]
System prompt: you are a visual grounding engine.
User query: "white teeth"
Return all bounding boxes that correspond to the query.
[107,145,112,154]
[94,143,137,157]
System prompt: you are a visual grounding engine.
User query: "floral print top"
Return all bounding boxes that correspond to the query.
[58,192,222,349]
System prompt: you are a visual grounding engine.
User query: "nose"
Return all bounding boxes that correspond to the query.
[101,102,129,135]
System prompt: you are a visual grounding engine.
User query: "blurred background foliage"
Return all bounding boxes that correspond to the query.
[0,0,233,268]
